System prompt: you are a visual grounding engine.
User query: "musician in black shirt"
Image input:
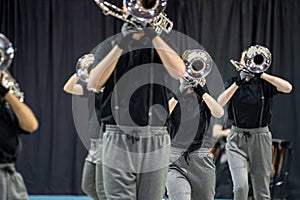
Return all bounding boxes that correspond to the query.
[166,78,223,200]
[217,50,292,200]
[0,73,38,200]
[88,22,185,199]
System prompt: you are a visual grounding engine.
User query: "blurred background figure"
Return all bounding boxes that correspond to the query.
[63,52,106,200]
[212,111,233,199]
[0,33,39,200]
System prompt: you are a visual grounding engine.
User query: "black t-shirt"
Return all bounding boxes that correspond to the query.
[0,97,28,163]
[225,77,280,128]
[94,38,179,127]
[169,92,211,152]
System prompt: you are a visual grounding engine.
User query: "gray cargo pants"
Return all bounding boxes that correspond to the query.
[81,139,107,200]
[81,161,106,200]
[166,147,216,200]
[226,126,272,200]
[0,163,28,200]
[102,125,170,200]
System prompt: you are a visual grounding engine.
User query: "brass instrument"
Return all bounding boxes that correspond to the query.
[75,53,102,93]
[0,33,14,71]
[76,53,95,83]
[1,70,24,102]
[0,33,24,102]
[182,49,213,87]
[93,0,173,35]
[231,45,272,74]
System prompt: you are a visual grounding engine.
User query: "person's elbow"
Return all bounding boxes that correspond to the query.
[64,85,83,96]
[213,107,224,119]
[21,120,39,133]
[283,83,293,93]
[87,69,99,90]
[63,84,71,93]
[217,96,226,107]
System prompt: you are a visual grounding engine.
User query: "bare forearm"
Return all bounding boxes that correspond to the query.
[88,46,123,90]
[212,124,223,138]
[4,93,39,132]
[63,74,83,95]
[217,83,238,107]
[260,73,292,93]
[168,98,178,114]
[202,93,224,118]
[152,36,185,79]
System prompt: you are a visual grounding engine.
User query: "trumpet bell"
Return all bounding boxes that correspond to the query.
[1,70,24,102]
[183,49,212,80]
[94,0,172,34]
[0,33,15,72]
[244,45,272,73]
[126,0,167,21]
[76,54,95,83]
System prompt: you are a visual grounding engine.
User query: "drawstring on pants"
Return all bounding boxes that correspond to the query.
[181,151,190,165]
[243,131,251,142]
[3,166,14,175]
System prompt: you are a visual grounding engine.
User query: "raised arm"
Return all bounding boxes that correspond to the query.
[168,91,224,119]
[152,36,186,79]
[202,93,224,119]
[1,86,38,133]
[217,82,239,107]
[260,72,292,93]
[88,46,123,91]
[191,83,224,118]
[63,73,84,95]
[88,22,145,90]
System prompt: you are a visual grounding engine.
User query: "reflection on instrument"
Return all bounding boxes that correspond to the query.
[76,53,95,83]
[75,53,101,93]
[93,0,173,35]
[0,33,14,72]
[0,33,24,102]
[231,45,272,74]
[182,49,212,87]
[1,70,24,102]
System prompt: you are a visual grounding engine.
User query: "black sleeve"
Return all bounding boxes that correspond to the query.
[92,39,114,71]
[224,77,238,89]
[166,91,175,100]
[168,104,181,139]
[262,79,283,97]
[19,127,30,135]
[224,77,236,122]
[76,79,89,97]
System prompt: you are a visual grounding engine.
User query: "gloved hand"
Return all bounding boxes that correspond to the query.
[179,77,195,94]
[112,23,142,50]
[173,78,193,100]
[240,70,255,80]
[0,84,9,97]
[193,84,206,98]
[143,26,158,41]
[235,70,254,86]
[235,77,246,86]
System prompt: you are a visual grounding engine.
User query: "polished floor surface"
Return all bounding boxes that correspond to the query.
[29,196,92,200]
[29,196,231,200]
